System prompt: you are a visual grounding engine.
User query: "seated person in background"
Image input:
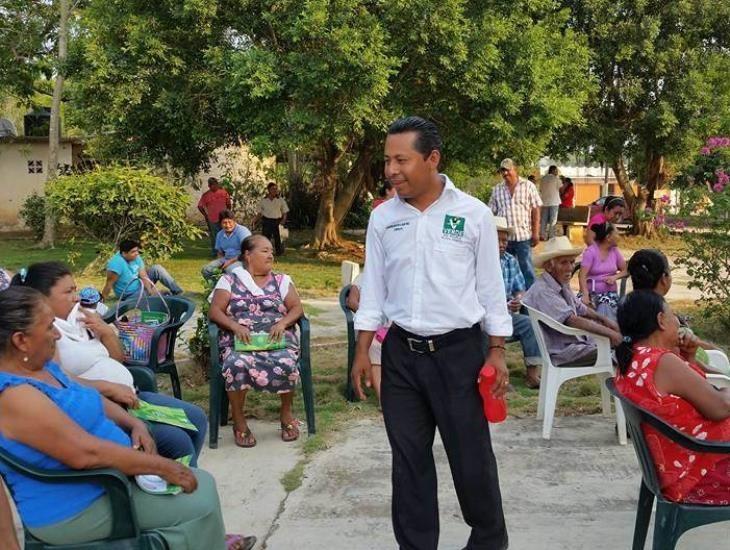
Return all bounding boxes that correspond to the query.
[346,273,386,403]
[371,180,397,210]
[209,235,303,448]
[559,177,574,208]
[585,196,625,245]
[628,248,720,357]
[14,262,207,467]
[615,290,730,505]
[578,222,627,321]
[523,236,622,365]
[202,210,251,281]
[102,239,183,301]
[0,287,253,549]
[495,216,541,389]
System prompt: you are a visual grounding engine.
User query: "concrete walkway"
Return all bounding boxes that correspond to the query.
[202,416,728,550]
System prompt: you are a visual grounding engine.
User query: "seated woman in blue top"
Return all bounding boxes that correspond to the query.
[0,287,254,550]
[14,261,207,467]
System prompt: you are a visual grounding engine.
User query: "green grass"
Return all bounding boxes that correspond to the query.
[0,233,344,299]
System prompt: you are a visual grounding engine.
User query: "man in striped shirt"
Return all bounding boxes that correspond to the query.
[488,158,542,288]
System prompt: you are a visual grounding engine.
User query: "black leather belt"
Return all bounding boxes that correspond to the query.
[391,323,480,354]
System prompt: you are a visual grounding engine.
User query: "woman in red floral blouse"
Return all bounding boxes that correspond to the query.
[615,290,730,504]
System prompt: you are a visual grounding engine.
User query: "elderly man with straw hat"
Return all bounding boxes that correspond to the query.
[523,236,622,366]
[494,216,542,388]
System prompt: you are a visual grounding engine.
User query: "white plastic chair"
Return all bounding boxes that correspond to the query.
[524,304,627,445]
[707,373,730,389]
[705,349,730,376]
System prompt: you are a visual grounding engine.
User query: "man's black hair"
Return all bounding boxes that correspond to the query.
[387,116,443,158]
[119,239,141,253]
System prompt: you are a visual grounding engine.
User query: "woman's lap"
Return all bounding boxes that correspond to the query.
[138,391,208,467]
[222,347,300,393]
[29,469,226,549]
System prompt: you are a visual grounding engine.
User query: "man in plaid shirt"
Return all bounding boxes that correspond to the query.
[496,216,542,388]
[488,158,542,288]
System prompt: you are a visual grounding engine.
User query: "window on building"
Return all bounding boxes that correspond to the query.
[27,160,43,174]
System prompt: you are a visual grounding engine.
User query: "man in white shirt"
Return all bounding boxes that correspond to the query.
[254,182,289,256]
[539,165,562,240]
[353,116,512,550]
[488,159,542,288]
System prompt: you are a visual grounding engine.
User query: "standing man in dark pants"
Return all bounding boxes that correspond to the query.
[488,159,542,288]
[353,116,512,550]
[254,182,289,256]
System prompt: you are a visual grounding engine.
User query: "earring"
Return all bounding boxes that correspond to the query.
[23,356,28,363]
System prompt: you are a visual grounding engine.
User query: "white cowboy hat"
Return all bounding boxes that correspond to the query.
[493,216,514,235]
[533,236,583,268]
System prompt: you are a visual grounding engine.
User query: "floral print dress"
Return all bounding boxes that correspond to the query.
[219,272,300,393]
[615,346,730,504]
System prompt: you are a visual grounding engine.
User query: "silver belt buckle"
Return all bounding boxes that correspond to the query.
[407,337,435,353]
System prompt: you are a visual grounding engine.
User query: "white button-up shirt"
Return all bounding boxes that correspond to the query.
[354,175,512,337]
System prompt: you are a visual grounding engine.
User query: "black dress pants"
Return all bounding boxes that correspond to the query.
[261,217,283,255]
[381,324,508,550]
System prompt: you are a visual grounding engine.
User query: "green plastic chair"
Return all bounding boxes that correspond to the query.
[338,285,358,402]
[606,378,730,549]
[207,316,316,449]
[113,297,196,399]
[0,447,167,549]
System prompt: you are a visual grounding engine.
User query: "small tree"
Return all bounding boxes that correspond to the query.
[47,166,202,263]
[675,137,730,327]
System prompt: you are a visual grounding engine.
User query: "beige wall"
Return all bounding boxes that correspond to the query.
[0,142,74,230]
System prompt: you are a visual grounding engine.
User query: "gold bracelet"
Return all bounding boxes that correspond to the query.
[488,345,506,351]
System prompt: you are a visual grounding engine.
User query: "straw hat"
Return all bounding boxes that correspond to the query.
[533,236,583,268]
[493,216,514,235]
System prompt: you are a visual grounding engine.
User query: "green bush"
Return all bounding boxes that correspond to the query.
[675,137,730,328]
[47,166,202,261]
[18,192,47,241]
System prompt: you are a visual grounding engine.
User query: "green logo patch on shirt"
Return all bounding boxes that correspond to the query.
[442,214,466,238]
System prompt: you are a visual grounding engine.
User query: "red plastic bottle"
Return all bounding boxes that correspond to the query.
[478,365,507,423]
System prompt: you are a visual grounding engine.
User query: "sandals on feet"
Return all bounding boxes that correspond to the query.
[226,534,257,550]
[280,419,300,442]
[233,427,257,448]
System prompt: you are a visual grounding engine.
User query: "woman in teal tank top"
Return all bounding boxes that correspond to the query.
[0,287,254,550]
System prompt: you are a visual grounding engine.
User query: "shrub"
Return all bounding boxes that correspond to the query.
[187,274,217,376]
[47,166,202,262]
[18,192,47,241]
[675,137,730,328]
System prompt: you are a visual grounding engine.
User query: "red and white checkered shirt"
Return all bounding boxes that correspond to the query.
[488,178,542,241]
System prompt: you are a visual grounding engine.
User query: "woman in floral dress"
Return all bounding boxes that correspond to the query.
[615,290,730,504]
[209,235,304,448]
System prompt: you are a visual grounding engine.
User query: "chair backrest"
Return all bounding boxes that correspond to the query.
[523,304,558,369]
[557,205,591,224]
[606,378,730,500]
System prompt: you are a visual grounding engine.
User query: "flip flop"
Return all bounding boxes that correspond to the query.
[280,419,300,442]
[233,427,257,448]
[225,534,257,550]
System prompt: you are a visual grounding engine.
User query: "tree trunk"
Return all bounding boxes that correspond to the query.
[644,152,665,211]
[611,155,641,235]
[41,0,70,247]
[334,142,375,226]
[311,141,343,249]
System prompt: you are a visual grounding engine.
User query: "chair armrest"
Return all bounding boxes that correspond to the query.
[525,305,612,341]
[128,366,158,393]
[0,448,139,540]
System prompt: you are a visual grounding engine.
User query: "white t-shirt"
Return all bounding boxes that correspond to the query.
[54,306,134,388]
[214,266,293,298]
[539,174,562,206]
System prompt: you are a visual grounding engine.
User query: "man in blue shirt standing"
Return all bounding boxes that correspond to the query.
[102,239,183,301]
[201,210,251,281]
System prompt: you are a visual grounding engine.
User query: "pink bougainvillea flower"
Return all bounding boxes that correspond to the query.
[660,195,670,203]
[713,183,724,193]
[701,147,712,156]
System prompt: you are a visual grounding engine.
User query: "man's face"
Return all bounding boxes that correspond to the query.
[221,218,236,233]
[384,132,439,199]
[268,185,278,197]
[209,182,219,192]
[122,247,141,262]
[500,166,519,185]
[497,231,509,256]
[545,255,577,284]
